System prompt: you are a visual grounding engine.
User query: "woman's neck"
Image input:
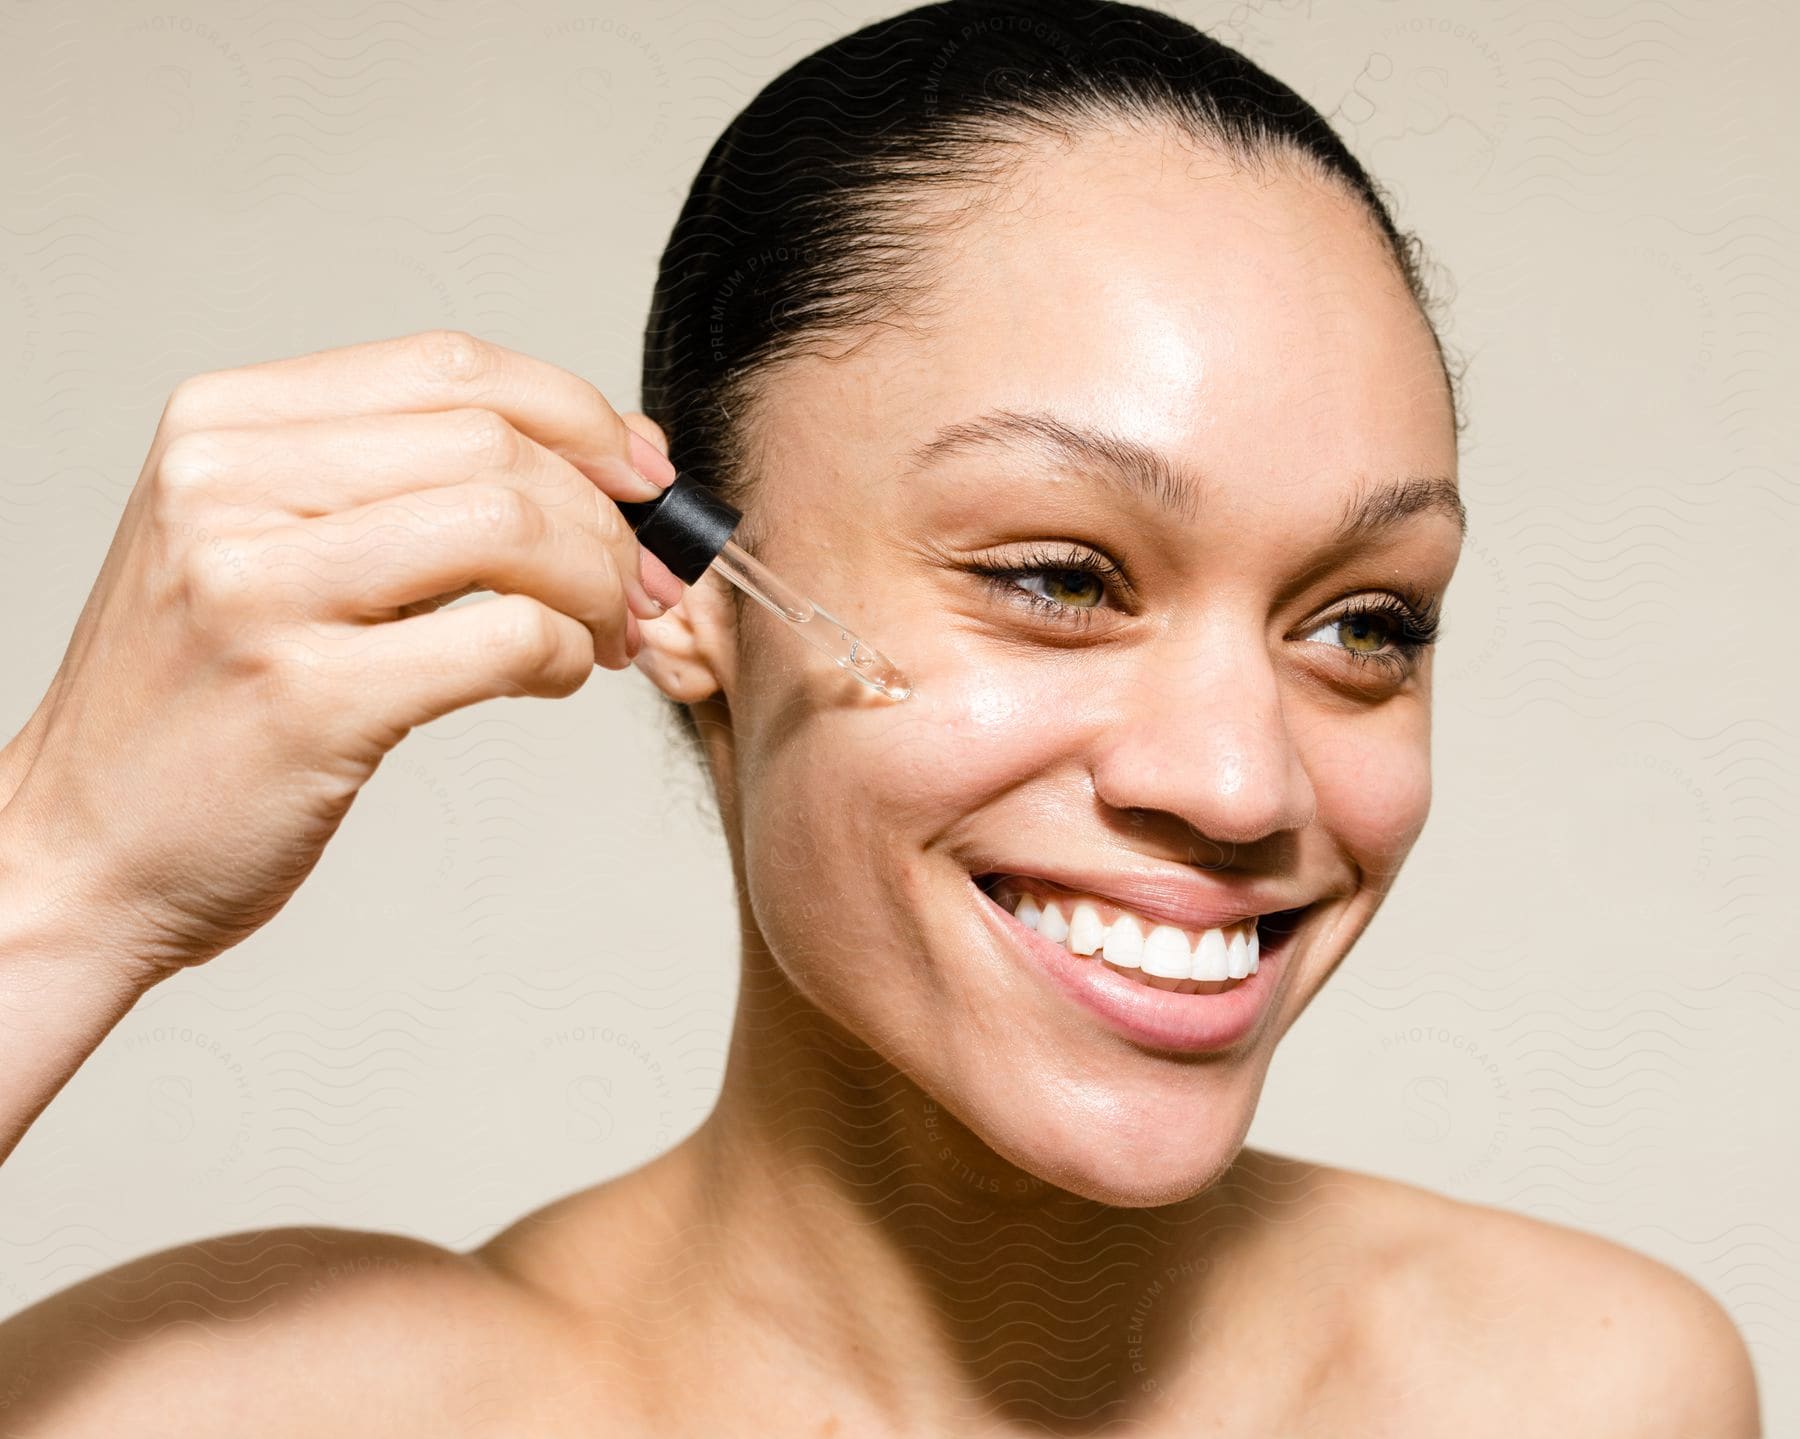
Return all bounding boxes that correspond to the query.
[633,939,1324,1433]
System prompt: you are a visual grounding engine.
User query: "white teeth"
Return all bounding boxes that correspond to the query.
[998,880,1277,989]
[1102,914,1145,968]
[1193,927,1229,982]
[1141,924,1192,979]
[1227,928,1250,980]
[1068,901,1106,956]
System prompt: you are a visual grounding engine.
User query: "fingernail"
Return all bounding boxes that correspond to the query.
[627,429,677,490]
[577,453,663,502]
[622,560,660,620]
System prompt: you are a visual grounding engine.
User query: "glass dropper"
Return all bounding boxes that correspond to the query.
[615,472,913,702]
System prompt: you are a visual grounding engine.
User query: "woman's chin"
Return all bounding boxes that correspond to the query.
[977,1101,1256,1210]
[1055,1142,1247,1209]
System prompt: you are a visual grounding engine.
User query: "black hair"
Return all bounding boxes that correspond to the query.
[641,0,1460,758]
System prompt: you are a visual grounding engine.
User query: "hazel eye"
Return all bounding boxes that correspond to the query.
[962,542,1132,631]
[1305,611,1397,654]
[1299,592,1443,681]
[1016,568,1106,610]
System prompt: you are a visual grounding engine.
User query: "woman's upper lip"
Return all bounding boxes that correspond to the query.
[974,859,1312,933]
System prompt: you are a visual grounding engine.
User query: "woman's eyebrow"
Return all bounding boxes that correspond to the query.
[1320,468,1467,551]
[904,406,1466,544]
[905,407,1198,522]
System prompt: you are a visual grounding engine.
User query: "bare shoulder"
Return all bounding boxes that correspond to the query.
[1266,1156,1763,1438]
[1446,1196,1761,1436]
[0,1224,576,1436]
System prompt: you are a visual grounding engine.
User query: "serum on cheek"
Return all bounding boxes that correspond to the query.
[617,471,913,701]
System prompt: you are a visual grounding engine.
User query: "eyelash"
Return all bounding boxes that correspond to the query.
[1319,593,1443,678]
[964,544,1443,679]
[966,543,1128,633]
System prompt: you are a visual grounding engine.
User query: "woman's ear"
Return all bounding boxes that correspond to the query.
[615,411,737,705]
[630,568,736,704]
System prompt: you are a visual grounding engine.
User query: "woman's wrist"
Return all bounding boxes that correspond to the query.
[0,702,50,813]
[0,804,165,1162]
[0,765,176,988]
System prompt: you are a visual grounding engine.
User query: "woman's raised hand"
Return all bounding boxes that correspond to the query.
[0,329,684,982]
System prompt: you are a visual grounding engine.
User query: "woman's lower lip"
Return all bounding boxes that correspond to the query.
[972,877,1292,1056]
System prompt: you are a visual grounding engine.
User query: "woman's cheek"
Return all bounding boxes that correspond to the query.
[737,658,1082,981]
[1304,713,1434,869]
[875,657,1090,810]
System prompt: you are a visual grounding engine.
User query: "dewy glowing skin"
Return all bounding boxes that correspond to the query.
[654,122,1464,1208]
[0,1,1762,1428]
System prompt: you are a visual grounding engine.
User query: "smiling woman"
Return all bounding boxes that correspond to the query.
[0,0,1764,1434]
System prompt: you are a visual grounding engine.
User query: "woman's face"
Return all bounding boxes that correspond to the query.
[647,125,1464,1206]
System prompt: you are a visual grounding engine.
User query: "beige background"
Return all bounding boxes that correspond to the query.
[2,0,1794,1420]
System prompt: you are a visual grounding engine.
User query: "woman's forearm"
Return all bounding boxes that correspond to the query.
[0,814,157,1164]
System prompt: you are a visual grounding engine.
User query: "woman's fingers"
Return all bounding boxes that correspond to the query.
[617,411,687,608]
[325,594,609,747]
[6,335,678,983]
[152,329,674,506]
[250,480,636,663]
[165,408,578,515]
[161,410,667,622]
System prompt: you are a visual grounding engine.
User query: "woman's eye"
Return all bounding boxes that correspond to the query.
[1304,611,1397,654]
[1300,594,1441,679]
[963,544,1130,630]
[1015,568,1106,610]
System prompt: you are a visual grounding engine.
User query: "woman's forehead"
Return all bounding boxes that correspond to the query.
[757,213,1451,522]
[936,147,1420,378]
[790,138,1435,423]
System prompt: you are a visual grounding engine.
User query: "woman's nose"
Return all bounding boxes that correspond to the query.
[1088,625,1318,851]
